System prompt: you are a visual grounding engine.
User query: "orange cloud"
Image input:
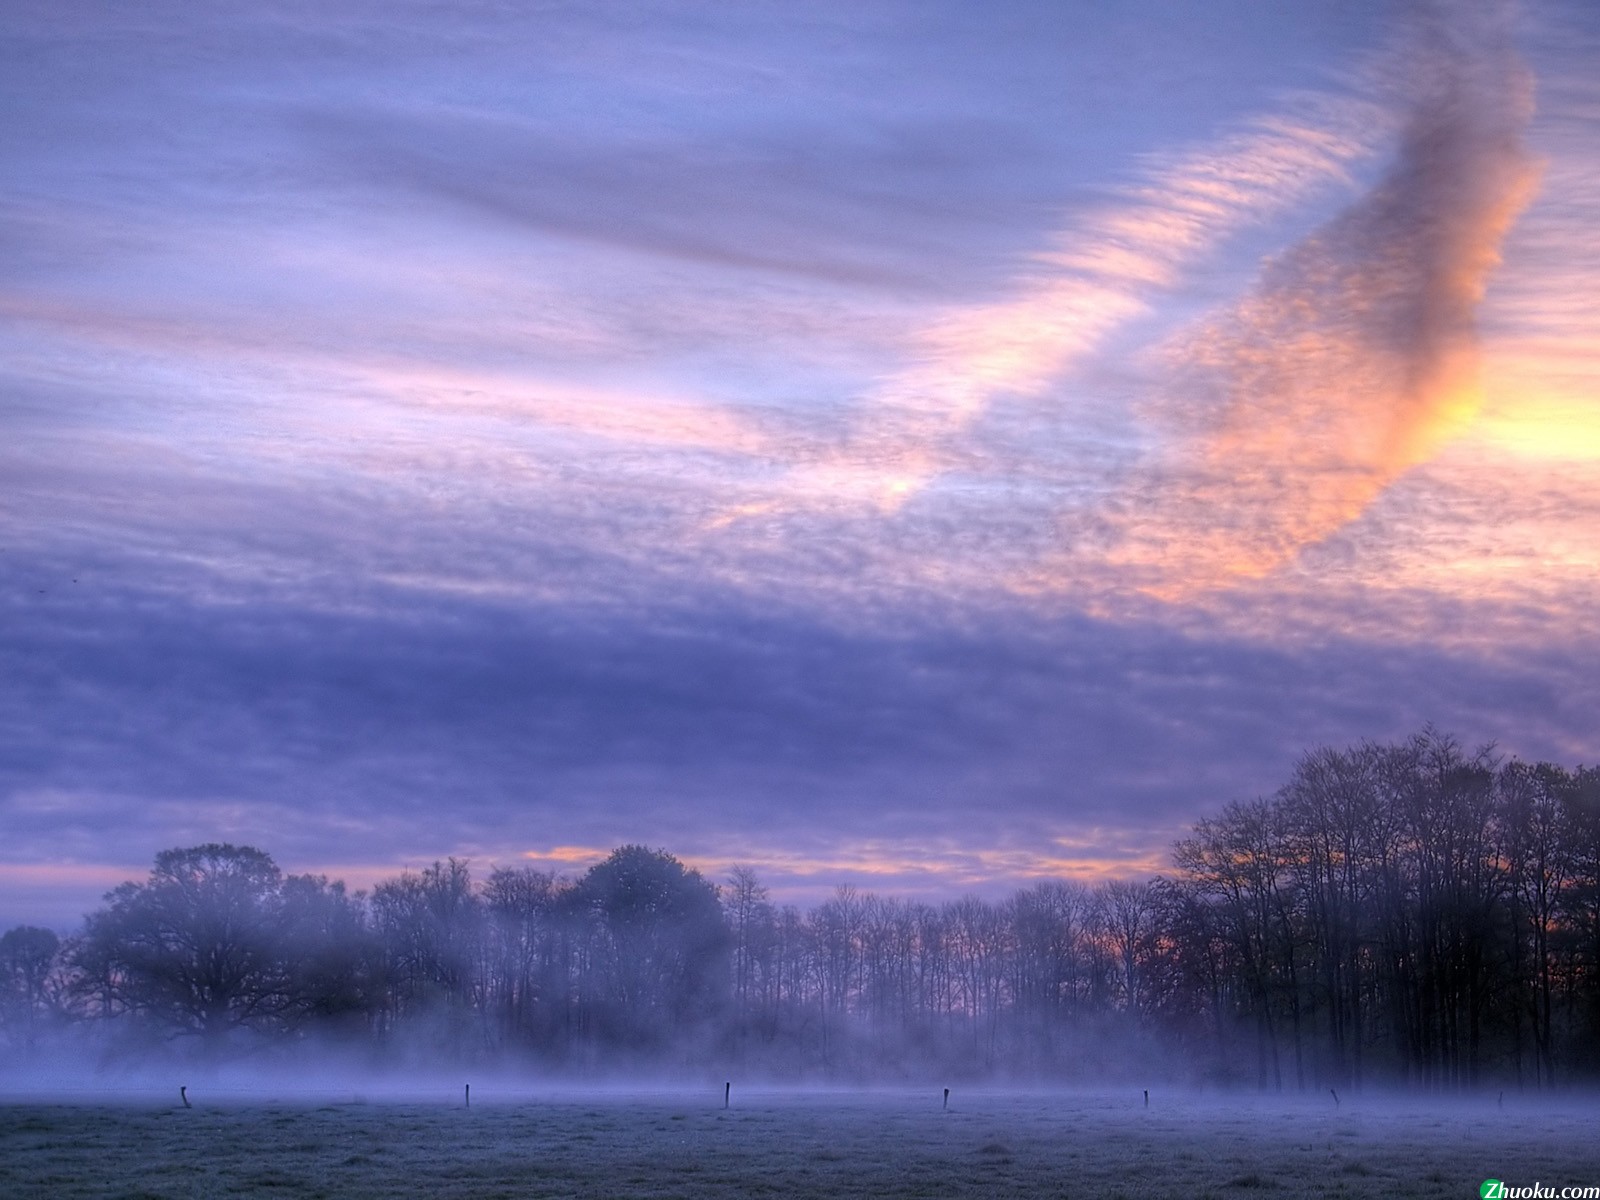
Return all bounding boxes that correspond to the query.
[502,836,1168,900]
[671,834,1167,896]
[520,845,612,869]
[711,95,1381,521]
[1101,7,1540,597]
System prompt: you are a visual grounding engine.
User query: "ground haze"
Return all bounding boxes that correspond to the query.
[4,1088,1596,1198]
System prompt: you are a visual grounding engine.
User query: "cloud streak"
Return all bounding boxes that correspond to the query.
[6,531,1599,930]
[1103,1,1539,595]
[719,94,1382,517]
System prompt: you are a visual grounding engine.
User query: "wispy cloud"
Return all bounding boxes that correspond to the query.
[1100,1,1539,595]
[717,92,1382,518]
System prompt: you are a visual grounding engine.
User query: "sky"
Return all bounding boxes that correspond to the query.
[3,0,1598,930]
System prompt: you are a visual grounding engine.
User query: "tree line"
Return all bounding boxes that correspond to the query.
[3,729,1597,1088]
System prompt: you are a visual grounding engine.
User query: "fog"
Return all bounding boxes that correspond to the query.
[5,732,1600,1106]
[6,1080,1600,1200]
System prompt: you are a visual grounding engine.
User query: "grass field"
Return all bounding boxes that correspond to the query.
[2,1086,1596,1198]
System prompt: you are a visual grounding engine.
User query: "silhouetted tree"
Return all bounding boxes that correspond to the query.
[482,865,568,1053]
[45,733,1600,1085]
[71,845,293,1055]
[277,874,378,1032]
[723,865,776,1048]
[570,846,728,1053]
[0,925,60,1054]
[370,858,484,1055]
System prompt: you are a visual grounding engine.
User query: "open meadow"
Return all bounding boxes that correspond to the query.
[3,1086,1597,1199]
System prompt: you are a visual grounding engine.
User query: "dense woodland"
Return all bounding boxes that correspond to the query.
[3,729,1599,1090]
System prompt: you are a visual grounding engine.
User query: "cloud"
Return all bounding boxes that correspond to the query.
[5,520,1600,930]
[3,0,1596,935]
[1100,1,1540,595]
[710,91,1383,519]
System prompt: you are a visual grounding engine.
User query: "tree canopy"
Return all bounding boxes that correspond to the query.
[7,731,1600,1085]
[71,843,368,1055]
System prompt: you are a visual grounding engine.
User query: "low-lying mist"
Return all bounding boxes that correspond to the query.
[5,730,1599,1098]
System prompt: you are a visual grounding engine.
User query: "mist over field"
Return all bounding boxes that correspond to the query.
[11,731,1599,1200]
[5,730,1599,1108]
[5,1086,1600,1200]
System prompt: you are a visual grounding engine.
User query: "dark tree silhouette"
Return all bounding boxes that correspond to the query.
[277,873,378,1029]
[71,844,325,1055]
[570,845,728,1050]
[36,733,1600,1086]
[482,865,568,1052]
[0,925,60,1053]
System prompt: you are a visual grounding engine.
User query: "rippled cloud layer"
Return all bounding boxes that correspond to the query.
[2,0,1596,927]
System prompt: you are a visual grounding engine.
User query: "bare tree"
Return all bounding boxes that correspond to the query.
[0,925,61,1054]
[71,845,294,1056]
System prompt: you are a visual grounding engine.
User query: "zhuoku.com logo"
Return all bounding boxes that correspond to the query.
[1480,1182,1600,1199]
